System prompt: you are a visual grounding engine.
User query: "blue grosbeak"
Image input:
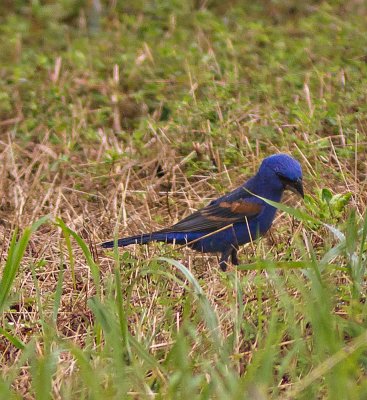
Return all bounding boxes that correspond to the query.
[102,153,303,270]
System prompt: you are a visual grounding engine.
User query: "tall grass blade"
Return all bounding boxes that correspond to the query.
[0,216,49,313]
[158,257,222,347]
[0,327,25,350]
[31,350,58,400]
[52,262,64,324]
[56,218,100,296]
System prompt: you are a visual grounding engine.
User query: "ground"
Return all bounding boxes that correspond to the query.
[0,1,367,399]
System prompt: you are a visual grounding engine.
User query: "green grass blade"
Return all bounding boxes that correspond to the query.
[237,260,341,271]
[158,257,222,346]
[58,222,76,289]
[248,191,320,224]
[285,329,367,399]
[158,257,204,295]
[0,216,49,313]
[0,326,25,350]
[65,343,103,399]
[31,350,58,400]
[56,218,100,296]
[52,262,64,324]
[114,267,131,358]
[0,229,19,312]
[87,297,111,333]
[0,377,18,400]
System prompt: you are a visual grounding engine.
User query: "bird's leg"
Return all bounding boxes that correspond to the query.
[219,248,232,271]
[231,247,239,265]
[230,226,240,266]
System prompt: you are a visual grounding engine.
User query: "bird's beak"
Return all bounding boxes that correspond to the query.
[287,178,304,198]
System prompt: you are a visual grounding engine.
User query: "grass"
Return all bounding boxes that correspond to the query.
[0,0,367,398]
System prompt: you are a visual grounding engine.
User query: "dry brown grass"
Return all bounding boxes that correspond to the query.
[1,1,367,397]
[0,124,359,398]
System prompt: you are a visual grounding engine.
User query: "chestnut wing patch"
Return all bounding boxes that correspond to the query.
[217,201,262,215]
[159,200,262,233]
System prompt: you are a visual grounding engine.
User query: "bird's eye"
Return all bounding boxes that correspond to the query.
[276,173,294,184]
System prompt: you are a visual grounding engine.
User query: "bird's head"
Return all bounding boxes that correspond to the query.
[258,154,304,198]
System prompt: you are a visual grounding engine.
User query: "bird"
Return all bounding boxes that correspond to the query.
[101,153,304,271]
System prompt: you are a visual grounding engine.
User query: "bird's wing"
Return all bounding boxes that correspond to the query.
[159,199,263,233]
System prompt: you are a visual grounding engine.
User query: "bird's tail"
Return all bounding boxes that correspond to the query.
[101,232,186,249]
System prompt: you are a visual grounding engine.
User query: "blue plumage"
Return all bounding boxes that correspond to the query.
[101,153,303,270]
